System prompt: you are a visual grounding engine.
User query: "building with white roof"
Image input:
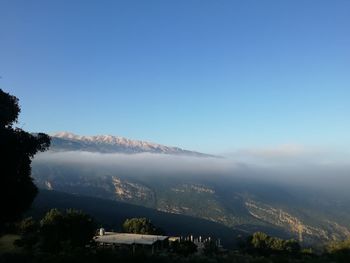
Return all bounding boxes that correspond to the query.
[94,231,169,253]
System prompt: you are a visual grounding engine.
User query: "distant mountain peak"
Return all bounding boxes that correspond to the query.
[50,131,215,157]
[53,132,127,143]
[54,131,80,139]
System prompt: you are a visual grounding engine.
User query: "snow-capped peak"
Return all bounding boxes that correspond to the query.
[53,132,168,149]
[51,132,214,157]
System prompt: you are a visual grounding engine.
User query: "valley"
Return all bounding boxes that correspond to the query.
[31,132,350,246]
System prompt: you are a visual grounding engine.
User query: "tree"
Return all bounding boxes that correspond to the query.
[122,218,163,235]
[326,238,350,262]
[40,209,96,252]
[250,232,269,251]
[0,89,50,228]
[39,209,65,252]
[244,232,301,256]
[327,238,350,254]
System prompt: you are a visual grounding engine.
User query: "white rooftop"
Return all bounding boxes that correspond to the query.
[94,232,169,245]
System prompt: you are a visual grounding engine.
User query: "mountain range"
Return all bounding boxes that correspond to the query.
[50,132,215,157]
[31,132,350,246]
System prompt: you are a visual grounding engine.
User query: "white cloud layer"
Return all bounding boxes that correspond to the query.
[34,145,350,187]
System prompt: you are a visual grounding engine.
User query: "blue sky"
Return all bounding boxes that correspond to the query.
[0,0,349,153]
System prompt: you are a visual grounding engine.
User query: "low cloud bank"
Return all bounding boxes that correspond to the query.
[34,151,237,176]
[33,146,350,189]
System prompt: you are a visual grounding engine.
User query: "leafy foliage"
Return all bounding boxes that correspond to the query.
[39,209,96,252]
[325,238,350,262]
[122,217,163,235]
[327,238,350,253]
[243,232,301,256]
[0,89,50,228]
[0,89,20,127]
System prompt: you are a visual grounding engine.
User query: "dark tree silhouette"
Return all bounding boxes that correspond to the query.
[40,209,96,252]
[122,217,164,235]
[0,89,50,229]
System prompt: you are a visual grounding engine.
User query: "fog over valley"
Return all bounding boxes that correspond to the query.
[33,148,350,193]
[32,144,350,245]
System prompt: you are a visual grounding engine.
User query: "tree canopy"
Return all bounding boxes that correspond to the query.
[243,232,301,256]
[0,89,50,228]
[40,209,96,252]
[122,217,163,235]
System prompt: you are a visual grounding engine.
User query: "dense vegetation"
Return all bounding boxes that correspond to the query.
[0,89,50,230]
[122,217,164,235]
[2,208,350,262]
[241,232,300,256]
[1,222,350,263]
[15,209,96,253]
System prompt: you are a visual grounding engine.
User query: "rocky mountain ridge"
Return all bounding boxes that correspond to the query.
[50,132,215,157]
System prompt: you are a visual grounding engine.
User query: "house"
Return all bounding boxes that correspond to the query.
[94,230,169,254]
[94,229,225,255]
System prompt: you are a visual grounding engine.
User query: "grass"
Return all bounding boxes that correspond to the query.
[0,234,21,254]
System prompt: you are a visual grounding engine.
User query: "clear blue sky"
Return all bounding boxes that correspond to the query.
[0,0,349,153]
